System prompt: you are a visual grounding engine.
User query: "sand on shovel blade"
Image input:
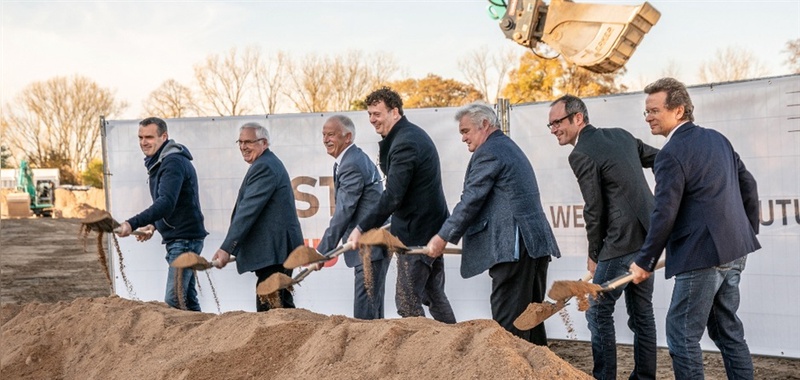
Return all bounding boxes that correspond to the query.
[359,228,407,250]
[170,252,210,270]
[257,273,294,295]
[283,246,326,269]
[547,280,602,302]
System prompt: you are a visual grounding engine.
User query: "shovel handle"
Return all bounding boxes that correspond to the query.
[600,258,665,292]
[403,247,462,255]
[209,255,236,268]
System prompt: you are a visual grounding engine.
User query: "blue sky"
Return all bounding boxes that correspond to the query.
[2,0,798,119]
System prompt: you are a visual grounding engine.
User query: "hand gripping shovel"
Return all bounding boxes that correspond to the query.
[513,272,593,331]
[81,210,152,237]
[170,252,236,270]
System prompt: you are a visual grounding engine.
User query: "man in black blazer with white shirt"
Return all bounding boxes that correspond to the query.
[550,95,659,379]
[348,87,456,324]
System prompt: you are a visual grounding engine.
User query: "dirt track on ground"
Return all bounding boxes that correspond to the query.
[1,218,798,379]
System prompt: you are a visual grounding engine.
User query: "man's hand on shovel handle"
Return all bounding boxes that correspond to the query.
[347,227,362,247]
[629,262,651,284]
[115,221,133,237]
[212,249,231,269]
[425,235,446,258]
[135,225,155,242]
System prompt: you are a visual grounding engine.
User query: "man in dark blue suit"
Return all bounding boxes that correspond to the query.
[550,95,658,379]
[348,87,456,324]
[426,103,560,345]
[317,115,391,320]
[630,78,760,379]
[212,122,304,312]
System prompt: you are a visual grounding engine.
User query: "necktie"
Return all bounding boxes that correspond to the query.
[333,162,339,186]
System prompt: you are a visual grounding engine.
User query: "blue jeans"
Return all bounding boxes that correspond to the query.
[667,256,752,380]
[165,239,204,312]
[587,252,657,380]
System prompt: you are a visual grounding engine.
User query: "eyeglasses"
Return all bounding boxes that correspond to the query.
[643,108,662,117]
[235,138,266,146]
[546,112,575,129]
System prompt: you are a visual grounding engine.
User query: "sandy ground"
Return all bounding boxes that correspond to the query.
[2,218,799,379]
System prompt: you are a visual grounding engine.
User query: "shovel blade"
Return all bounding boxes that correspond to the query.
[360,228,407,250]
[513,300,565,331]
[81,210,118,233]
[171,252,211,270]
[547,280,602,302]
[257,273,294,295]
[283,246,326,270]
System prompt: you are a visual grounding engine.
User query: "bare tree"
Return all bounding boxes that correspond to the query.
[660,59,682,78]
[459,45,518,103]
[284,53,332,113]
[284,50,399,113]
[193,46,258,116]
[783,38,800,74]
[2,75,126,181]
[698,46,769,83]
[254,49,289,114]
[141,79,199,118]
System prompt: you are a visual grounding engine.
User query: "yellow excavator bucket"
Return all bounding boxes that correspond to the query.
[499,0,661,73]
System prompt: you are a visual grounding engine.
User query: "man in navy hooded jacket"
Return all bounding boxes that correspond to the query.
[117,117,208,311]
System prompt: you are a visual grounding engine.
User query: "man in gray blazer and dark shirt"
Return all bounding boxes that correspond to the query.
[212,122,304,312]
[426,103,560,345]
[317,115,391,320]
[550,95,658,379]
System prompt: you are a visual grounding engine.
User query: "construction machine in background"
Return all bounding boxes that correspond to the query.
[8,160,55,217]
[490,0,661,73]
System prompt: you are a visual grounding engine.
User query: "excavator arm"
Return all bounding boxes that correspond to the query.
[494,0,661,73]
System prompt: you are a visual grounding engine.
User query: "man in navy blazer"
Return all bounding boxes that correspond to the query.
[426,103,560,345]
[349,87,456,324]
[213,122,304,312]
[630,78,760,379]
[317,115,391,320]
[550,95,658,379]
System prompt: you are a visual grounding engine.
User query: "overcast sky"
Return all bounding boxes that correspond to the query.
[2,0,798,119]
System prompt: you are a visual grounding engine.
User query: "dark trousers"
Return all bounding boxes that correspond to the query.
[353,257,391,320]
[395,254,456,324]
[255,264,295,312]
[488,242,550,346]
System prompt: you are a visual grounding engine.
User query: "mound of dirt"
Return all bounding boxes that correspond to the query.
[1,297,590,379]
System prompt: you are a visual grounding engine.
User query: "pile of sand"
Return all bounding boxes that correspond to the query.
[54,188,105,218]
[1,297,590,379]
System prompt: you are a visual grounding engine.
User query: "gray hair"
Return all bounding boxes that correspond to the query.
[550,95,590,124]
[327,115,356,139]
[240,122,270,143]
[644,77,695,122]
[454,102,499,130]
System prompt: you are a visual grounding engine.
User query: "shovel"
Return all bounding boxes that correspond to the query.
[259,225,395,295]
[282,224,393,270]
[81,210,152,237]
[513,272,593,331]
[257,243,352,295]
[170,252,236,270]
[548,258,666,301]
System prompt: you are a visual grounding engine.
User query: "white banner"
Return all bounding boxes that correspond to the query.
[106,75,800,358]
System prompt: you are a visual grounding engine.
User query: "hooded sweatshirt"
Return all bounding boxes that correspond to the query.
[127,139,208,243]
